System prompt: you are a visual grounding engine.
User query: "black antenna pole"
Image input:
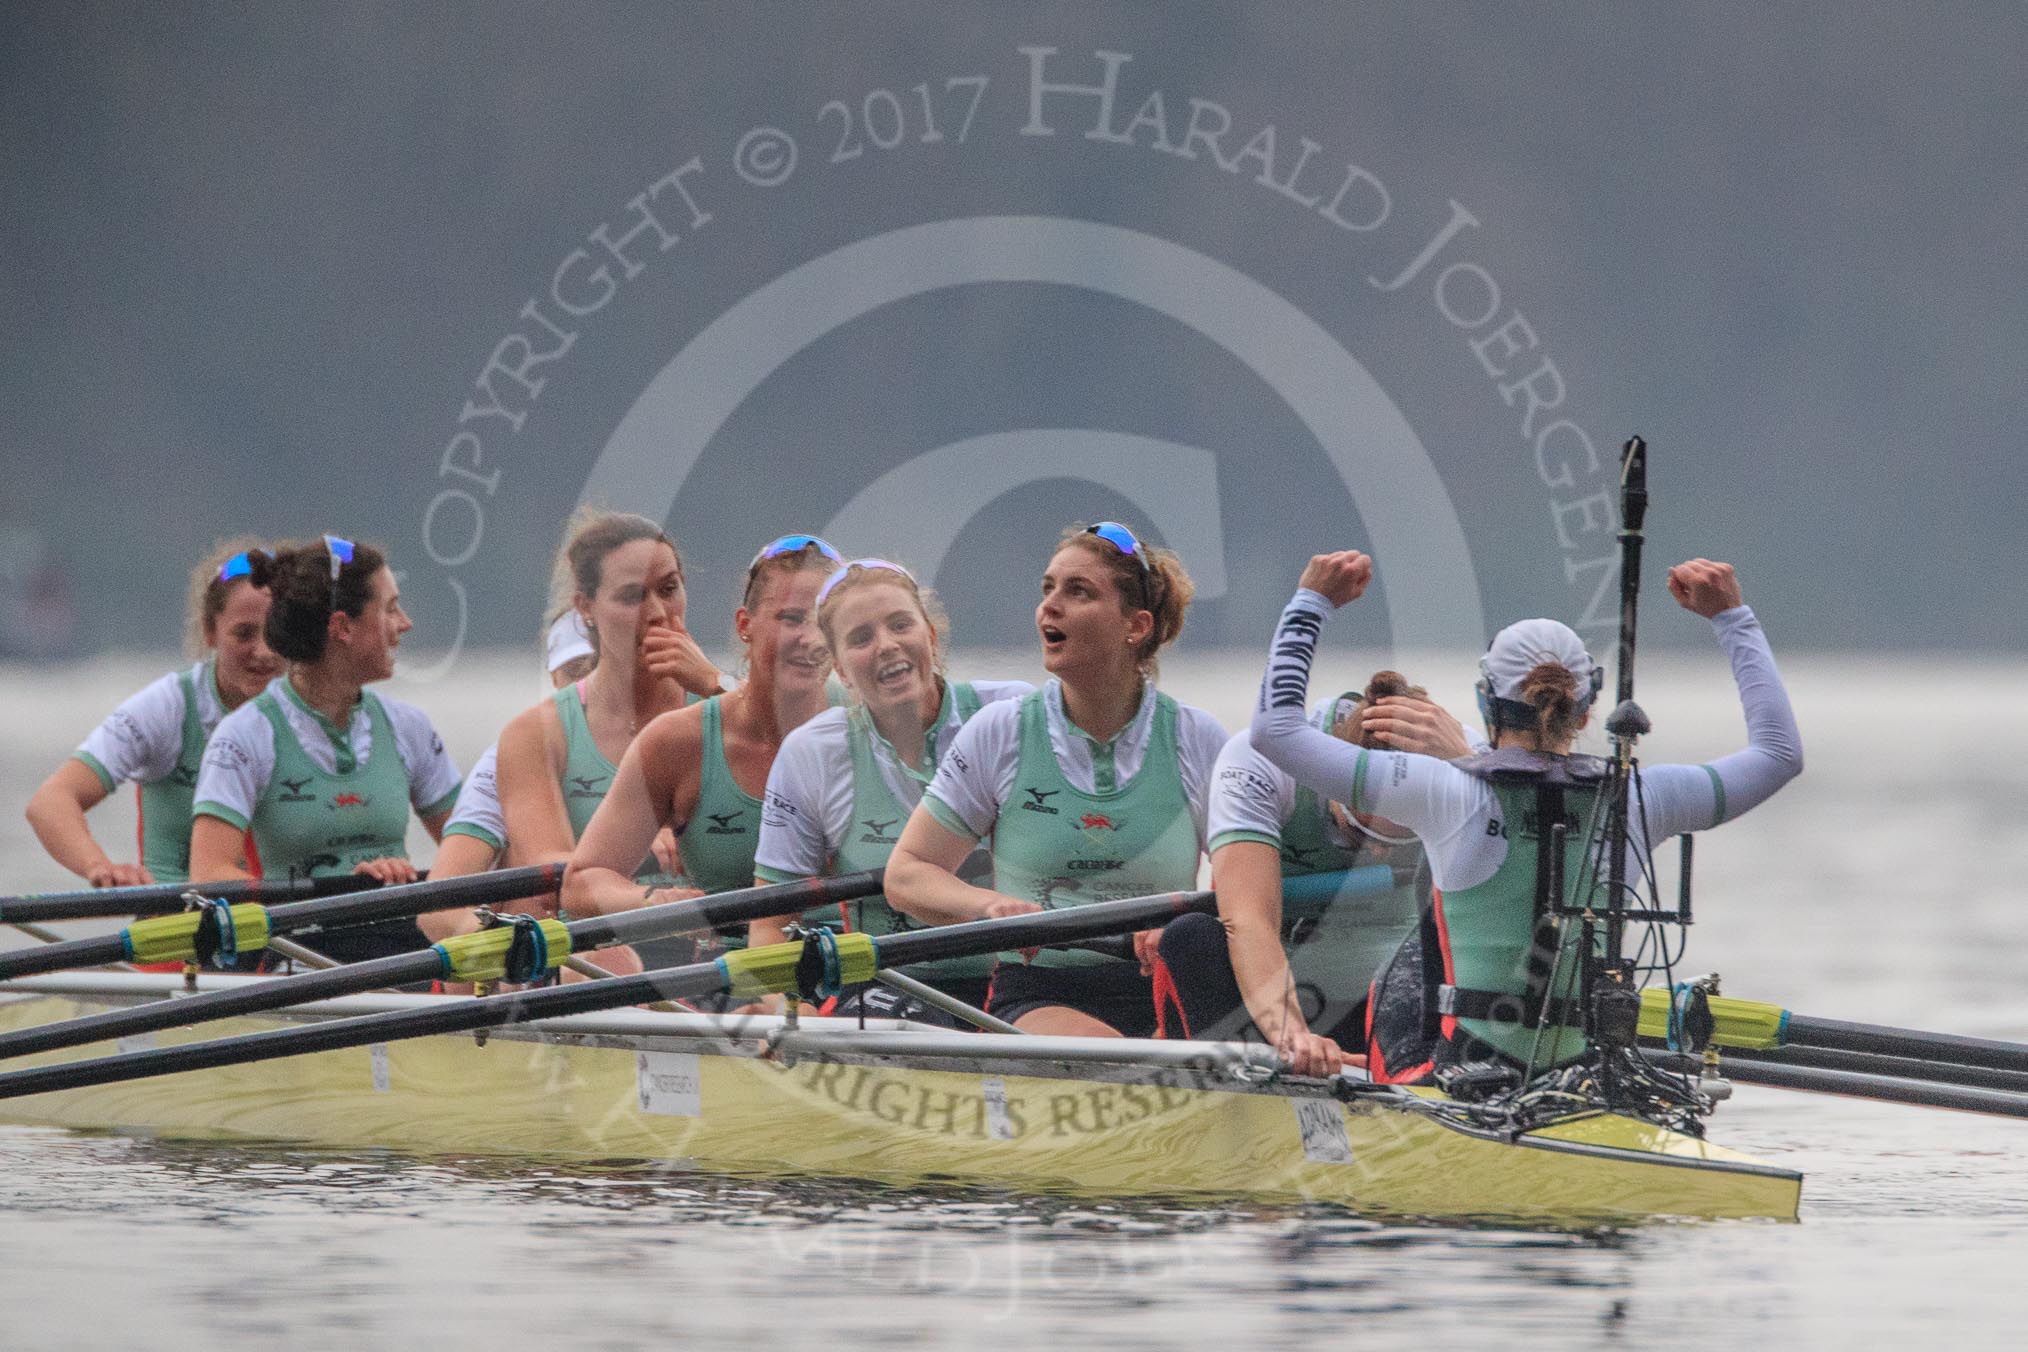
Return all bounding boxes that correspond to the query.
[1590,437,1653,1056]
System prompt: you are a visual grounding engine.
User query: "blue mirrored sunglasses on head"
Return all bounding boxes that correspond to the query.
[747,533,843,578]
[1083,521,1156,608]
[816,558,917,608]
[323,535,357,611]
[217,549,269,584]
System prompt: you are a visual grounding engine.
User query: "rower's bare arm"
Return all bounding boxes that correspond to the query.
[25,760,142,887]
[1667,559,1744,617]
[1211,842,1341,1069]
[189,814,254,884]
[564,723,703,916]
[496,705,577,866]
[888,807,1040,925]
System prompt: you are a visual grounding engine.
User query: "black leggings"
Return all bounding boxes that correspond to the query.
[1153,911,1365,1046]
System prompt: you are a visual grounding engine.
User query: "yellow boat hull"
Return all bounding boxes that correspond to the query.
[0,990,1799,1223]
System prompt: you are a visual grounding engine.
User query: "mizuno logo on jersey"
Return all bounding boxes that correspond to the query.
[705,811,747,835]
[858,817,899,844]
[278,776,315,802]
[1019,787,1060,815]
[568,775,608,797]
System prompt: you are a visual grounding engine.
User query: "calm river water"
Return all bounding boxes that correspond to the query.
[2,648,2025,1349]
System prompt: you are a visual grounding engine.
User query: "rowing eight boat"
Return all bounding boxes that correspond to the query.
[0,971,1800,1223]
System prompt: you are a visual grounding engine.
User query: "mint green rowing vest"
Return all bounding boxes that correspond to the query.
[675,696,762,945]
[1276,784,1424,1004]
[250,687,414,880]
[990,688,1201,969]
[830,682,991,981]
[552,682,684,888]
[136,664,212,884]
[1429,750,1607,1065]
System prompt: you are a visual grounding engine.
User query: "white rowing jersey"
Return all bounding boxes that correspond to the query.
[74,660,226,791]
[756,679,1032,880]
[1250,589,1803,893]
[443,742,506,850]
[194,675,463,828]
[1208,703,1488,852]
[922,677,1228,847]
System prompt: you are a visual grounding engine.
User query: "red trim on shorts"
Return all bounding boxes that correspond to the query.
[1149,956,1188,1039]
[1430,888,1458,1044]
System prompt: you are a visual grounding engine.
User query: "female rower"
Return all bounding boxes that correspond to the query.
[27,541,282,886]
[1158,671,1474,1076]
[1251,550,1803,1078]
[886,522,1228,1038]
[562,534,841,967]
[751,559,1031,1021]
[417,611,605,944]
[190,537,463,963]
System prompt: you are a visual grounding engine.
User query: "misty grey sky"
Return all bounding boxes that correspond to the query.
[3,2,2023,659]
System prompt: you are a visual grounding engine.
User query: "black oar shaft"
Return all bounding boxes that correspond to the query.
[1724,1044,2028,1097]
[1783,1014,2028,1077]
[0,871,884,1062]
[0,876,358,923]
[1718,1056,2028,1121]
[264,864,561,937]
[0,952,448,1060]
[0,888,1213,1101]
[0,864,563,983]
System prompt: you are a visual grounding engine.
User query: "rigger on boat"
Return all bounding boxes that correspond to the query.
[5,437,2026,1224]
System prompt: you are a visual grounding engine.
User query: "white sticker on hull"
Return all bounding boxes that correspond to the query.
[637,1051,703,1117]
[116,1031,156,1055]
[982,1077,1016,1141]
[370,1043,391,1094]
[1293,1097,1354,1164]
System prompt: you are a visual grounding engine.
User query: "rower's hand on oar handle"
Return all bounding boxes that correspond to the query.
[1132,928,1163,976]
[1297,550,1372,608]
[640,621,726,699]
[1667,559,1743,618]
[86,861,154,889]
[981,895,1046,962]
[1358,695,1471,759]
[649,826,681,877]
[351,857,419,886]
[1275,1026,1362,1079]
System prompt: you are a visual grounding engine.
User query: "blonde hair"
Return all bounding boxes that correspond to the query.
[183,536,272,659]
[815,563,951,681]
[1055,524,1195,677]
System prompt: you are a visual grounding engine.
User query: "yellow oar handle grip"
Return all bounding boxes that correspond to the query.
[433,918,573,984]
[123,904,272,966]
[1637,987,1789,1050]
[717,932,878,999]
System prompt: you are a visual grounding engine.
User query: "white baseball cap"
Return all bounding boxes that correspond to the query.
[545,611,596,673]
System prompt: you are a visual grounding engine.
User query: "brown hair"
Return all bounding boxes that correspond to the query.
[1056,524,1195,676]
[1516,662,1586,744]
[815,563,951,679]
[1331,670,1431,748]
[546,508,679,660]
[183,536,271,659]
[245,537,389,664]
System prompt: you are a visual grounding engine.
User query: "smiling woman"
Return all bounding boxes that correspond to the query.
[562,533,841,977]
[184,537,464,963]
[884,521,1228,1038]
[24,538,283,889]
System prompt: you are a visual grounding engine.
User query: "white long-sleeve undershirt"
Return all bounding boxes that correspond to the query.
[1250,589,1802,893]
